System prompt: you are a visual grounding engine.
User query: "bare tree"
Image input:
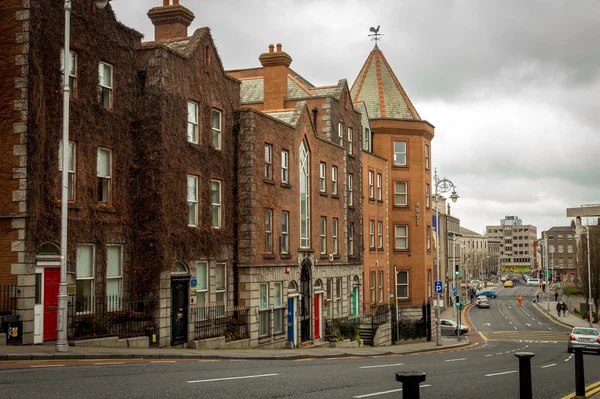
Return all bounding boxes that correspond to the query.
[576,225,600,319]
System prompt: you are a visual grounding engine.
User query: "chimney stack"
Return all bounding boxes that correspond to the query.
[259,43,292,110]
[148,0,195,42]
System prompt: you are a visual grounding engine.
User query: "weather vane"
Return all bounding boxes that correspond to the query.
[369,25,382,43]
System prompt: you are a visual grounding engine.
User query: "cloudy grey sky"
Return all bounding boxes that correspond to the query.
[111,0,600,235]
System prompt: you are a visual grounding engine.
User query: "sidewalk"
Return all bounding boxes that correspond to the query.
[535,298,599,329]
[0,337,470,361]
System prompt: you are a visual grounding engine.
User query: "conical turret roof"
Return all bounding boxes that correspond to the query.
[351,45,420,120]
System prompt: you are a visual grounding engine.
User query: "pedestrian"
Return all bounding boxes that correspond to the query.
[518,295,523,307]
[554,291,558,302]
[561,302,567,317]
[536,293,540,303]
[542,282,546,293]
[556,301,561,317]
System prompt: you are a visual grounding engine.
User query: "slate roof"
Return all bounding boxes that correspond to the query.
[240,78,264,103]
[460,226,483,237]
[350,45,420,120]
[265,110,296,124]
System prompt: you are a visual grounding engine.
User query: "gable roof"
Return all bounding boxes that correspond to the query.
[460,226,483,237]
[350,45,420,120]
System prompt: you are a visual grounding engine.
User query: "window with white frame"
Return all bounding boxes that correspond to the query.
[273,282,284,334]
[369,220,375,249]
[326,278,333,318]
[335,277,342,316]
[377,173,382,201]
[212,109,222,149]
[215,263,226,316]
[265,209,273,253]
[76,244,94,312]
[320,216,327,255]
[368,170,374,199]
[425,144,430,170]
[338,121,343,139]
[349,222,354,256]
[333,218,339,255]
[395,225,408,250]
[568,257,574,267]
[300,140,310,248]
[347,127,353,155]
[348,173,353,206]
[320,162,326,193]
[558,245,564,254]
[259,283,269,337]
[378,221,383,249]
[264,144,272,179]
[428,269,432,298]
[196,262,208,320]
[394,182,407,206]
[97,148,112,203]
[281,150,289,183]
[106,245,122,309]
[58,140,76,201]
[393,141,406,166]
[364,127,371,151]
[568,244,573,253]
[211,180,221,228]
[558,257,564,267]
[61,48,77,98]
[427,226,431,250]
[98,62,113,109]
[281,211,289,254]
[397,270,409,299]
[370,271,375,304]
[332,166,338,196]
[188,102,198,143]
[426,183,430,208]
[187,175,198,226]
[378,271,384,303]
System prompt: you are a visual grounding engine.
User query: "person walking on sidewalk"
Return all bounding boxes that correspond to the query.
[555,291,559,302]
[536,293,540,303]
[561,302,567,317]
[556,301,562,317]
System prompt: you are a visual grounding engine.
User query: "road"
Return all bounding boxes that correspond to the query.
[2,284,600,398]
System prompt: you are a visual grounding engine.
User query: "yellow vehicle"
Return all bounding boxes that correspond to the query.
[504,280,514,288]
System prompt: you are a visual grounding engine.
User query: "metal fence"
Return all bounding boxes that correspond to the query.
[68,295,157,340]
[391,309,426,341]
[325,304,390,343]
[0,285,18,317]
[191,304,250,342]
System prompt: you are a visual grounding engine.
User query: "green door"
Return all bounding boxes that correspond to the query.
[352,287,358,315]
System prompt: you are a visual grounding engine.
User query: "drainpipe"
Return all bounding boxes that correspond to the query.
[232,120,240,307]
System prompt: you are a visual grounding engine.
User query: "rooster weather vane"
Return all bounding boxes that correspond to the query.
[369,25,383,43]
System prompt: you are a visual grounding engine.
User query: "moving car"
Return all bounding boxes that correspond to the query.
[567,327,600,353]
[440,319,469,335]
[527,278,540,286]
[476,296,490,308]
[504,280,514,287]
[478,290,497,298]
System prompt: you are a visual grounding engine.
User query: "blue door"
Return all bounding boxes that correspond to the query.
[287,297,295,344]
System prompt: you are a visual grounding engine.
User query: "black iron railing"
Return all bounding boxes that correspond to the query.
[391,309,426,341]
[0,285,17,317]
[68,295,157,340]
[191,304,249,342]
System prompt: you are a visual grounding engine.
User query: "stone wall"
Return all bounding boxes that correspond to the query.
[373,322,391,346]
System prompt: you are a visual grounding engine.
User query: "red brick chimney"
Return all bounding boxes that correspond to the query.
[147,0,195,42]
[259,43,292,110]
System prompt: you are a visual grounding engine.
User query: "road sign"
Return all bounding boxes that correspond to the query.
[452,287,457,296]
[434,281,443,294]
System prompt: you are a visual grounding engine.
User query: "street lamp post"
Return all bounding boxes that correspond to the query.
[434,169,459,347]
[581,226,593,328]
[58,0,109,353]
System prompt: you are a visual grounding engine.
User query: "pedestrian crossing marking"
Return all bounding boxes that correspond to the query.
[485,330,568,343]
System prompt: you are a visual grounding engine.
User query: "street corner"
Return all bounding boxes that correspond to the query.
[463,304,487,344]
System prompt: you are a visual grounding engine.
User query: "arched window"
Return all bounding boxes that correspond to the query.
[171,261,188,275]
[300,139,310,248]
[38,243,60,256]
[288,280,298,292]
[314,279,323,291]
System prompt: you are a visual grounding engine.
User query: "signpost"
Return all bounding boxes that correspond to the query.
[434,281,443,295]
[452,287,457,296]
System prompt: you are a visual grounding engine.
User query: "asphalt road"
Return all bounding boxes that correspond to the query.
[3,284,600,399]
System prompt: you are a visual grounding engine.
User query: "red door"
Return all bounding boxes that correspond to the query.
[313,294,320,339]
[43,268,60,341]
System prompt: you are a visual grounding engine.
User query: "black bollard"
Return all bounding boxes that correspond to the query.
[574,346,585,398]
[396,371,426,399]
[515,352,535,399]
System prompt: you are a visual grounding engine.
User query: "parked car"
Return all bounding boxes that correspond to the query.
[478,290,497,298]
[504,280,514,287]
[527,278,540,286]
[476,296,490,308]
[567,327,600,353]
[440,319,469,335]
[501,276,507,282]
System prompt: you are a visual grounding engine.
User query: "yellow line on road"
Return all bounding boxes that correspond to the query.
[532,302,572,329]
[560,380,600,399]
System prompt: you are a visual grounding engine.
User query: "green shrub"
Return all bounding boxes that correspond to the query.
[563,286,584,296]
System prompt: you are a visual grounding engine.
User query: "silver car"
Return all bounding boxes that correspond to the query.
[476,296,490,308]
[440,319,469,335]
[568,327,600,353]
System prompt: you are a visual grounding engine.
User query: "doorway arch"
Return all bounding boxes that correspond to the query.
[300,259,312,342]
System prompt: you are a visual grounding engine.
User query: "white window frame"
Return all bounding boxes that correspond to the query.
[333,218,339,255]
[363,127,370,151]
[196,261,208,320]
[425,144,430,170]
[59,140,76,201]
[368,171,374,199]
[106,244,122,310]
[320,162,326,193]
[338,121,343,139]
[348,174,353,206]
[188,175,198,226]
[395,224,408,250]
[370,271,376,304]
[259,283,269,337]
[377,173,382,201]
[378,271,384,303]
[394,182,407,206]
[568,244,573,254]
[98,61,113,109]
[61,48,77,98]
[212,109,222,150]
[215,263,226,313]
[300,140,310,248]
[320,216,327,255]
[265,208,273,253]
[378,221,383,249]
[281,150,289,183]
[426,183,430,209]
[264,144,272,179]
[397,270,409,299]
[76,244,95,313]
[347,127,353,155]
[211,179,222,228]
[188,101,198,144]
[369,220,375,249]
[393,141,407,166]
[281,211,289,254]
[349,222,354,256]
[427,226,431,250]
[97,147,112,204]
[332,166,338,196]
[273,282,284,335]
[335,277,342,316]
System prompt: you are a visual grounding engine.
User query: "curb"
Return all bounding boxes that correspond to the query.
[534,302,575,329]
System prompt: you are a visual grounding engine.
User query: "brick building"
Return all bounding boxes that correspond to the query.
[541,225,577,284]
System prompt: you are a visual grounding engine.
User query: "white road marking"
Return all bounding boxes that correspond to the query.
[188,373,279,384]
[353,385,431,398]
[547,327,553,330]
[532,318,535,321]
[496,353,503,355]
[150,361,176,363]
[538,322,543,325]
[525,323,531,327]
[514,327,518,330]
[542,364,557,368]
[485,354,493,357]
[359,363,405,369]
[505,351,511,353]
[445,358,467,362]
[93,362,126,365]
[509,321,513,324]
[485,370,518,377]
[30,364,65,368]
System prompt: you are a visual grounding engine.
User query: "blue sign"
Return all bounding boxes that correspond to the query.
[191,279,197,287]
[434,281,443,294]
[452,287,457,296]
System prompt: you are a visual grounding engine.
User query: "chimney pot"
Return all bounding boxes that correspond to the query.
[148,0,195,42]
[268,44,274,53]
[276,43,282,52]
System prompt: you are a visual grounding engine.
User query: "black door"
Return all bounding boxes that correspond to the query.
[170,278,189,345]
[300,260,312,342]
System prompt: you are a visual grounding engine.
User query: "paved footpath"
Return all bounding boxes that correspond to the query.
[535,298,599,329]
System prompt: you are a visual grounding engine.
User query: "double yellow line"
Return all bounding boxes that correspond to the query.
[561,380,600,399]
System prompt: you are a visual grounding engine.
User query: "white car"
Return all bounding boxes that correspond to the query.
[440,319,469,335]
[527,278,540,286]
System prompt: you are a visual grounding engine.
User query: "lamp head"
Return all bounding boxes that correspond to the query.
[94,0,109,9]
[450,191,459,203]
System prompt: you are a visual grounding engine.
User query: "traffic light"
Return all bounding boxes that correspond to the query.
[455,264,460,276]
[455,295,461,307]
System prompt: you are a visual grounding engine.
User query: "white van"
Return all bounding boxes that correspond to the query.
[527,278,540,286]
